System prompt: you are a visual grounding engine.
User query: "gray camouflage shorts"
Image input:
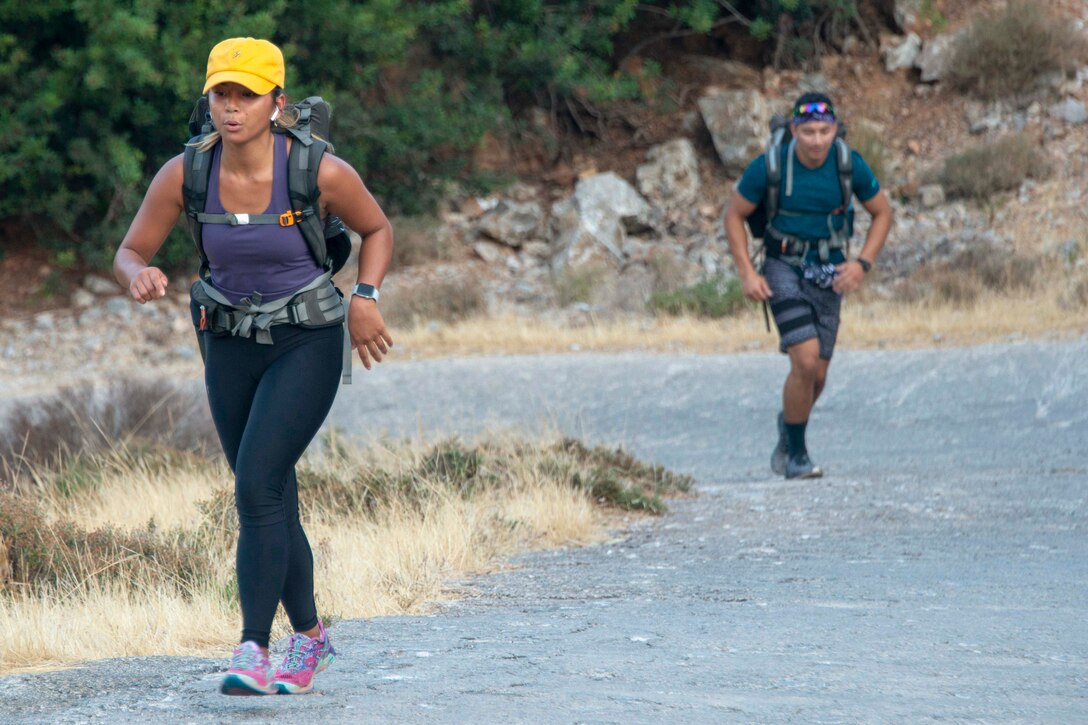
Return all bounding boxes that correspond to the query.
[763,256,842,360]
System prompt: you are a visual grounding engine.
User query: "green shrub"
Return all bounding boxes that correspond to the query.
[390,216,457,268]
[0,2,890,269]
[646,250,687,296]
[901,249,1041,306]
[0,379,216,480]
[938,136,1049,202]
[0,492,212,592]
[553,265,607,306]
[552,437,693,512]
[948,0,1088,100]
[383,274,487,326]
[648,276,748,319]
[849,122,888,186]
[1067,272,1088,307]
[294,435,692,517]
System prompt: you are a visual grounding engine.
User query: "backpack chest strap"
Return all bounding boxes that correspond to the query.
[191,208,315,227]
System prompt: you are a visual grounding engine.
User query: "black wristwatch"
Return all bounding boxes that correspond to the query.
[855,258,872,274]
[351,283,380,302]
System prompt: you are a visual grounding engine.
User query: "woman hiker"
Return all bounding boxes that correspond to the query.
[113,37,394,695]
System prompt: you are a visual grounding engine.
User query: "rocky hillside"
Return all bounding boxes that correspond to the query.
[2,0,1086,389]
[380,0,1088,321]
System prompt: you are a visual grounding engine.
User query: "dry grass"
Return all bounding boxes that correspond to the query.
[391,281,1084,358]
[396,170,1087,355]
[0,407,690,674]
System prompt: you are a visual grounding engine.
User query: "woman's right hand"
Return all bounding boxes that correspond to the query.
[129,266,169,303]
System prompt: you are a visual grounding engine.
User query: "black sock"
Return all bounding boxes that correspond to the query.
[784,420,808,459]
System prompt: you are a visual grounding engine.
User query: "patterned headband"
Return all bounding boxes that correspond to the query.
[791,101,837,124]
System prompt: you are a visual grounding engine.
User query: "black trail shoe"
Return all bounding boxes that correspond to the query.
[785,452,823,480]
[770,411,788,476]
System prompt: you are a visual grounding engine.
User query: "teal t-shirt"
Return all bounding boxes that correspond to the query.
[737,144,880,264]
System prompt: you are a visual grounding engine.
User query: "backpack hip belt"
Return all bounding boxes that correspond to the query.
[190,271,353,383]
[765,226,845,266]
[190,271,343,343]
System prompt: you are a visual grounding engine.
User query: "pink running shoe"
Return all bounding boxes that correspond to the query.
[273,621,337,694]
[220,640,276,695]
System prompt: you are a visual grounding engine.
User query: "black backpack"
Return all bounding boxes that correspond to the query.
[181,96,352,279]
[746,114,854,241]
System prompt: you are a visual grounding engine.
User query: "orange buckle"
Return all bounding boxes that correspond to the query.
[279,210,302,227]
[199,305,207,331]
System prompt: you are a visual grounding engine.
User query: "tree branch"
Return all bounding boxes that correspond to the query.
[620,16,745,66]
[716,0,755,29]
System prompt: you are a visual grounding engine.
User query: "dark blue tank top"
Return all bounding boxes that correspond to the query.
[203,134,323,305]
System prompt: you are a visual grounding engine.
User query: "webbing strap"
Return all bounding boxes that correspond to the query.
[194,272,353,384]
[196,272,333,344]
[766,227,846,266]
[341,298,352,385]
[193,212,281,226]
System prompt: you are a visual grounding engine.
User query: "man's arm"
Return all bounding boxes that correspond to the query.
[724,189,773,301]
[832,190,893,295]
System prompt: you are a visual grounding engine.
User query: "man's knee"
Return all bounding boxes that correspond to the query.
[787,341,822,382]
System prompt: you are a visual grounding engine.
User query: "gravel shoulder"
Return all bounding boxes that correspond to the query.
[2,340,1086,724]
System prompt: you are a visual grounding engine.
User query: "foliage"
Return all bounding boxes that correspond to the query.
[948,0,1088,101]
[0,491,213,592]
[0,1,888,270]
[390,215,458,268]
[552,437,693,511]
[938,136,1049,203]
[848,122,887,187]
[382,273,487,327]
[0,378,216,480]
[902,248,1041,307]
[553,264,607,306]
[648,276,748,319]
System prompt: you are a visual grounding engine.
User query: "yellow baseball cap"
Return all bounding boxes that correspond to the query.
[203,37,285,95]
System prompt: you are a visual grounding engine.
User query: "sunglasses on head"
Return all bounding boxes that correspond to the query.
[792,101,835,117]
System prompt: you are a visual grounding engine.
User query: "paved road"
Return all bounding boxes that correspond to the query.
[3,340,1086,723]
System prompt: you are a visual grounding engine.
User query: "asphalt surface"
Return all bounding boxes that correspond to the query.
[2,340,1086,724]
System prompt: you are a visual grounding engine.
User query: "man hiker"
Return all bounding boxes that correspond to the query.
[725,92,893,479]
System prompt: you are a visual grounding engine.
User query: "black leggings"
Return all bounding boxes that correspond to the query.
[203,323,342,648]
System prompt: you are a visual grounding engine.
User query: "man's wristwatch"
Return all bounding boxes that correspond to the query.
[351,283,380,302]
[855,258,872,274]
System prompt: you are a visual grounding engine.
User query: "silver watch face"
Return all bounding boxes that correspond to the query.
[352,284,380,301]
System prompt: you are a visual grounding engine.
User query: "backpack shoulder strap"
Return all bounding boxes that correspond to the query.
[764,120,791,226]
[286,135,330,269]
[182,137,215,279]
[834,137,853,212]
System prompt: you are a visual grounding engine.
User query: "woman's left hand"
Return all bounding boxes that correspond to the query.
[348,296,393,370]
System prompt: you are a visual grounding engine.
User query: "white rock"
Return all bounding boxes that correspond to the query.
[636,139,701,207]
[83,275,119,295]
[472,241,504,265]
[698,89,768,175]
[574,172,651,233]
[477,199,546,247]
[919,184,946,208]
[71,289,97,309]
[1052,98,1088,126]
[883,33,922,72]
[916,31,964,83]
